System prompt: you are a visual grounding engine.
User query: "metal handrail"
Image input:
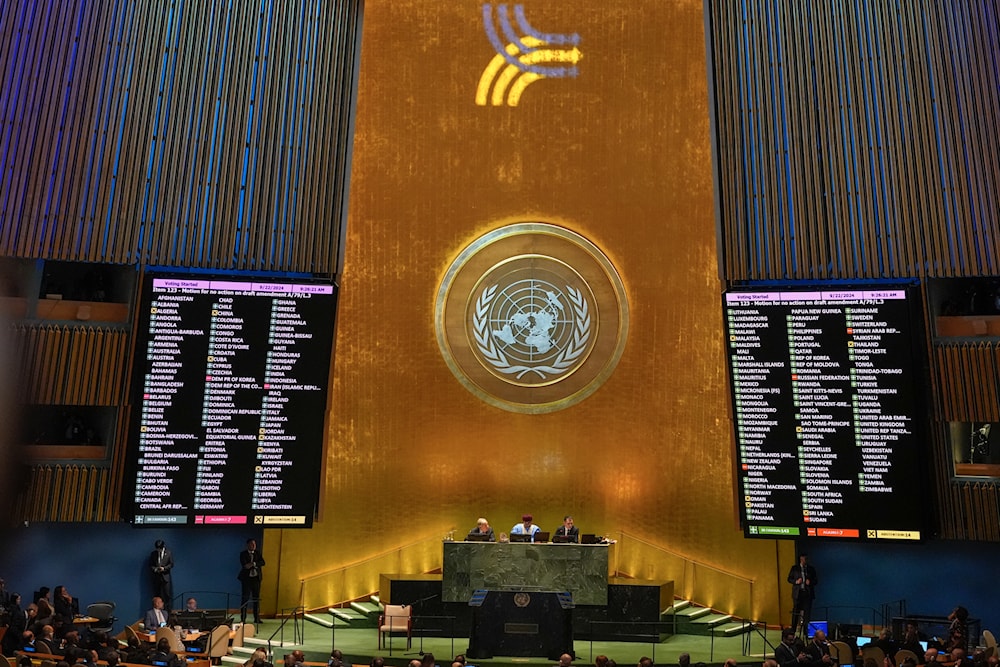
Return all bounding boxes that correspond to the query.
[266,605,305,660]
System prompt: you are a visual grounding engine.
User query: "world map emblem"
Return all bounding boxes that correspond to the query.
[436,223,629,413]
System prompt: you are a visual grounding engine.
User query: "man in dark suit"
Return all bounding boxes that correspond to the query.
[775,628,809,667]
[787,553,817,635]
[554,515,580,543]
[149,540,174,611]
[238,539,265,624]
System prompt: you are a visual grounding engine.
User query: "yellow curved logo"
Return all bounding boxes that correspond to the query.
[476,5,583,107]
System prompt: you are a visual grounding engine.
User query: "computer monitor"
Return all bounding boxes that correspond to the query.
[200,610,231,630]
[808,621,829,637]
[176,611,202,629]
[856,636,874,648]
[551,534,574,543]
[534,531,550,543]
[580,534,599,544]
[465,533,491,542]
[509,533,532,543]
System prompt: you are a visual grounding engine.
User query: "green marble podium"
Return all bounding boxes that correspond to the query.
[442,541,611,605]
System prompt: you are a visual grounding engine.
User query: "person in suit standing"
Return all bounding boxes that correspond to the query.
[149,540,174,611]
[787,553,817,635]
[238,539,265,624]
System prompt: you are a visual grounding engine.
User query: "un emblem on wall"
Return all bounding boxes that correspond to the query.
[436,223,629,413]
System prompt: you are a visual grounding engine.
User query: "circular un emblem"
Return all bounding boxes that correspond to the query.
[436,223,629,413]
[513,592,531,608]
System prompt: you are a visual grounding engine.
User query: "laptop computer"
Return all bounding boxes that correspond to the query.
[509,533,532,542]
[534,531,550,543]
[580,533,599,544]
[551,534,574,543]
[465,533,491,542]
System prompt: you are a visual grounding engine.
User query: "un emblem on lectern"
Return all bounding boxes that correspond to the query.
[436,223,629,413]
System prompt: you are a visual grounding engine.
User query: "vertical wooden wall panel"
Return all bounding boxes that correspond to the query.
[709,0,1000,280]
[0,0,360,274]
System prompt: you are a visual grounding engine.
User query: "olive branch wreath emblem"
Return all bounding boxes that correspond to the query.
[473,283,591,380]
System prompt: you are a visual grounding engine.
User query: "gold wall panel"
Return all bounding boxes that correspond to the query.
[265,0,794,623]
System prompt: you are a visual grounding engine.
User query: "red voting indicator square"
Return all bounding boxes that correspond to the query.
[817,528,860,538]
[741,464,748,470]
[144,394,150,399]
[807,528,817,536]
[194,516,204,524]
[264,383,270,389]
[847,328,854,334]
[791,374,798,380]
[206,375,212,381]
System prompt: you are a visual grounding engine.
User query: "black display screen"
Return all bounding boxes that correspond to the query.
[724,287,926,541]
[125,274,336,528]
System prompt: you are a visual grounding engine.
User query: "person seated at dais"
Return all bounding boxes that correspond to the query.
[467,518,495,541]
[511,514,541,540]
[554,515,579,543]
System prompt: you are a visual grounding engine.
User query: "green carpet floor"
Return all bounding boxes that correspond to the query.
[246,619,783,667]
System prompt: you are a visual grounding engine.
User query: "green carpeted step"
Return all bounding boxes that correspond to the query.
[663,600,691,615]
[328,607,367,623]
[675,606,711,619]
[717,621,753,636]
[690,613,733,626]
[349,601,382,617]
[369,594,381,605]
[304,612,335,628]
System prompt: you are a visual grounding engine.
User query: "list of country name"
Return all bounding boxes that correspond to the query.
[133,279,333,520]
[726,290,919,534]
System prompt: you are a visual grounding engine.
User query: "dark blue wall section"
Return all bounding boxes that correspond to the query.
[0,524,263,626]
[805,540,1000,636]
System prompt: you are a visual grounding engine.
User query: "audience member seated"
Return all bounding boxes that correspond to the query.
[284,650,306,667]
[328,650,347,667]
[144,597,169,630]
[123,637,151,665]
[805,630,835,667]
[20,630,38,653]
[91,631,120,663]
[775,629,809,667]
[150,637,183,667]
[57,631,81,656]
[875,630,897,656]
[244,647,268,667]
[39,625,56,653]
